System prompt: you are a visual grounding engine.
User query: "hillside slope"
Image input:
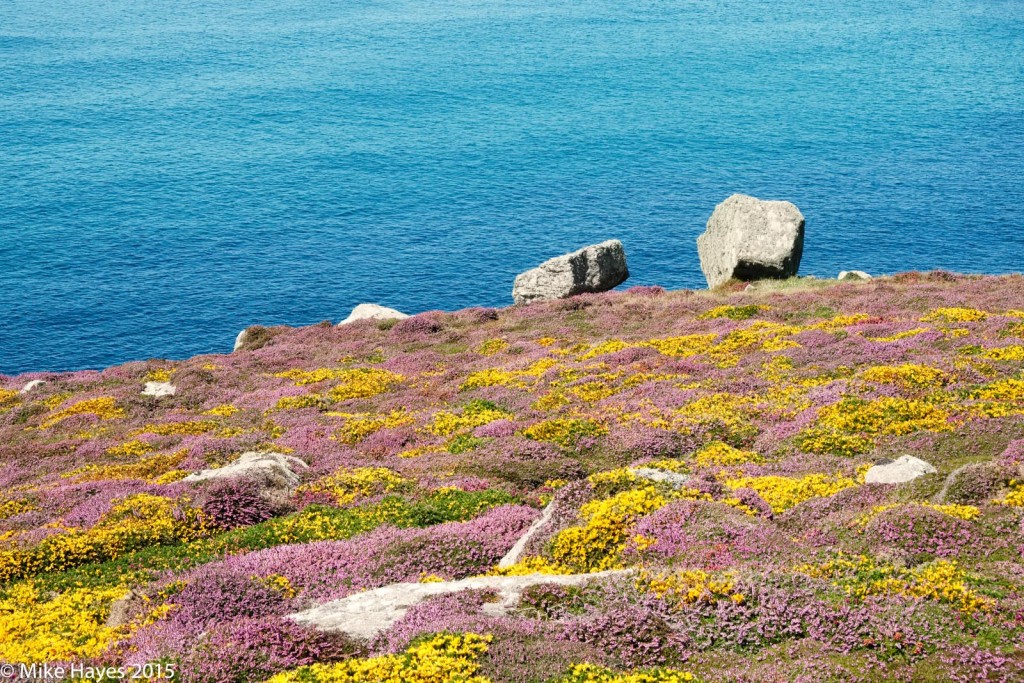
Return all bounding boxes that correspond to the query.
[1,271,1023,682]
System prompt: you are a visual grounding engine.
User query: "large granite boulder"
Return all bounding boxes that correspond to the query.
[697,194,805,289]
[338,303,409,326]
[512,240,629,304]
[182,451,308,489]
[864,455,937,485]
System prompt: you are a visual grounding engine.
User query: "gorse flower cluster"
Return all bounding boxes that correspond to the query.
[296,467,409,505]
[723,473,859,514]
[40,396,125,428]
[549,486,670,572]
[1,272,1023,681]
[798,555,992,613]
[0,581,128,662]
[557,664,699,683]
[275,368,404,409]
[427,400,513,437]
[267,632,493,683]
[0,494,209,582]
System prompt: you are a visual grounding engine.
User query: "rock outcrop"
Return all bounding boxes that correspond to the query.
[182,451,307,489]
[864,455,937,485]
[839,270,871,281]
[289,570,630,639]
[142,381,176,397]
[512,240,629,304]
[233,325,278,352]
[498,502,556,568]
[20,379,46,394]
[338,303,409,326]
[697,194,805,289]
[630,467,690,488]
[233,328,249,352]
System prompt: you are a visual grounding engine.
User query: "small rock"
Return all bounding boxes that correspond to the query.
[629,467,690,488]
[106,590,144,628]
[512,240,629,304]
[289,570,629,639]
[142,381,176,397]
[864,455,937,485]
[19,379,46,394]
[182,451,308,489]
[233,329,249,352]
[839,270,872,281]
[697,194,805,289]
[338,303,410,326]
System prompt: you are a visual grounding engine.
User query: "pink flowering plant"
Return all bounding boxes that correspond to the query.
[0,271,1023,680]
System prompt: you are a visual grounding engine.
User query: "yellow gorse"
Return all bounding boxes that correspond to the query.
[267,632,493,683]
[40,397,124,429]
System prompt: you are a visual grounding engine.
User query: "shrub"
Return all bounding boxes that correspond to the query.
[180,617,363,683]
[202,478,283,530]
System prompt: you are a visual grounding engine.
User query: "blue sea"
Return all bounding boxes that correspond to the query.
[1,0,1022,375]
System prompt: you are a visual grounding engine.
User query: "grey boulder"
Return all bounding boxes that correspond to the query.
[864,455,937,485]
[697,194,805,289]
[338,303,409,326]
[839,270,872,281]
[512,240,629,304]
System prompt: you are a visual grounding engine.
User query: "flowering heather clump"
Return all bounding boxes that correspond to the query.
[1,273,1024,679]
[860,504,982,562]
[201,477,282,530]
[178,617,363,683]
[999,439,1024,466]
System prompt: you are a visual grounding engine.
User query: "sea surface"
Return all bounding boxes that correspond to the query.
[1,0,1022,375]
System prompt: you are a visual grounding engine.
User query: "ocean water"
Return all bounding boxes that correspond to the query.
[1,0,1022,375]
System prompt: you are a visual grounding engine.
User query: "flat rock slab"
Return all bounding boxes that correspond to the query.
[864,455,936,484]
[338,303,410,326]
[630,467,690,488]
[289,570,630,639]
[142,381,176,397]
[512,240,629,304]
[182,451,308,489]
[498,501,556,568]
[697,194,805,289]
